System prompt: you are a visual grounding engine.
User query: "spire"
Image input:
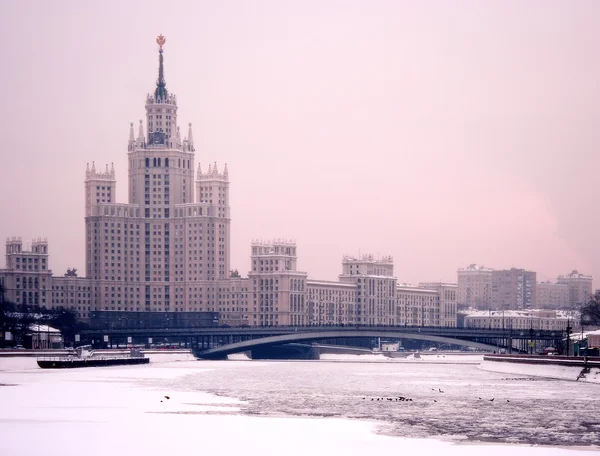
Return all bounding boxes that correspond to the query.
[197,162,202,175]
[137,119,144,143]
[91,161,96,173]
[176,126,181,143]
[213,162,218,174]
[223,163,229,178]
[155,34,168,101]
[208,163,212,174]
[187,123,194,146]
[128,122,135,143]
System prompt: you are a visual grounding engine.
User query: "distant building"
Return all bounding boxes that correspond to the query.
[535,282,569,310]
[307,280,356,326]
[491,268,536,310]
[464,309,568,331]
[557,270,593,308]
[418,282,458,327]
[27,324,63,349]
[457,264,493,310]
[248,240,307,327]
[0,238,53,308]
[339,255,397,326]
[396,285,439,327]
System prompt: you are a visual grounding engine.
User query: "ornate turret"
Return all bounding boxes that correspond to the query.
[137,119,144,144]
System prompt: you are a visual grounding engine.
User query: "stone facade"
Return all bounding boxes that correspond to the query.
[418,282,458,327]
[339,255,397,325]
[248,240,307,327]
[536,282,570,310]
[0,238,53,308]
[557,270,593,308]
[464,310,568,331]
[307,280,356,326]
[491,268,536,310]
[0,39,457,329]
[84,42,230,315]
[457,264,493,310]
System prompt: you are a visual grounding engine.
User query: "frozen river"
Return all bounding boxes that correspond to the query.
[1,354,599,455]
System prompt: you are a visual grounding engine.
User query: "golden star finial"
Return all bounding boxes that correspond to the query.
[156,34,166,51]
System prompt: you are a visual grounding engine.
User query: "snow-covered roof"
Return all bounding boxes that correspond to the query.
[465,310,568,319]
[28,324,60,333]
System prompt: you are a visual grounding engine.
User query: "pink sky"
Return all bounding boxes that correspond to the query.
[1,1,599,284]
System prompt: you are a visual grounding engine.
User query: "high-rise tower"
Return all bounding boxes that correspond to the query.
[85,35,231,315]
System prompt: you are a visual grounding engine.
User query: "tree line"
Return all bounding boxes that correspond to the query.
[0,283,88,347]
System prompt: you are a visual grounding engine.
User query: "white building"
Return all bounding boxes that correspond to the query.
[464,310,568,331]
[307,280,356,325]
[0,238,52,308]
[248,240,307,327]
[418,282,458,327]
[84,36,231,314]
[557,270,593,308]
[536,282,570,310]
[339,255,397,325]
[0,37,457,330]
[457,264,493,309]
[396,285,439,327]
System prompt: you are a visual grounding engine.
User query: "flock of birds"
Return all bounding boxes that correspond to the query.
[362,388,510,403]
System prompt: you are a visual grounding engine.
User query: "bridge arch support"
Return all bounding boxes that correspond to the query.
[196,330,498,359]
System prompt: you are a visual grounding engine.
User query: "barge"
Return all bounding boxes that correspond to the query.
[37,346,149,369]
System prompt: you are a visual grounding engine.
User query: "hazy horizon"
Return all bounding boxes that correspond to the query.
[1,1,599,285]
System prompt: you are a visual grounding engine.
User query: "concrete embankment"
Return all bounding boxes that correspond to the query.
[480,354,600,384]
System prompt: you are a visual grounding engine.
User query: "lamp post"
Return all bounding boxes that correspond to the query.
[565,319,572,356]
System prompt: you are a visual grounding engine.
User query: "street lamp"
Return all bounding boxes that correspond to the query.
[565,319,572,356]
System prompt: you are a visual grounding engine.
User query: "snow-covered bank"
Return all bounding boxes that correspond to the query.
[144,351,197,363]
[320,353,483,364]
[479,360,600,384]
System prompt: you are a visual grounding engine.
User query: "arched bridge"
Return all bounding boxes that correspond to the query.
[195,329,501,359]
[187,326,565,359]
[80,325,566,358]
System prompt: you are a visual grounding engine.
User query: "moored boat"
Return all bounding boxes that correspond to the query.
[37,346,149,369]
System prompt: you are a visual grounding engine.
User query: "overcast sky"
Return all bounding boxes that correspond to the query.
[1,1,599,284]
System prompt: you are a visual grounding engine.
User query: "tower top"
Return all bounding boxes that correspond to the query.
[155,34,168,101]
[156,34,166,51]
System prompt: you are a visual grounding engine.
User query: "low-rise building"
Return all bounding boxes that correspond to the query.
[464,310,568,331]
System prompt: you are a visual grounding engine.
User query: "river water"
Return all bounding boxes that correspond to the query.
[1,354,599,455]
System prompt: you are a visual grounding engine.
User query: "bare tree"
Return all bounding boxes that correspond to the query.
[580,291,600,326]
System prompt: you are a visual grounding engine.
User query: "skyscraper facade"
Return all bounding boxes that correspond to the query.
[84,36,230,314]
[1,37,457,330]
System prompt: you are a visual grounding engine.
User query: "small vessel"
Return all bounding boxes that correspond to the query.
[37,346,149,369]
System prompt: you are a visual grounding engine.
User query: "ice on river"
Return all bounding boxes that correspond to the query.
[0,356,598,456]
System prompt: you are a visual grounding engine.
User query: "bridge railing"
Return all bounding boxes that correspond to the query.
[81,323,564,339]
